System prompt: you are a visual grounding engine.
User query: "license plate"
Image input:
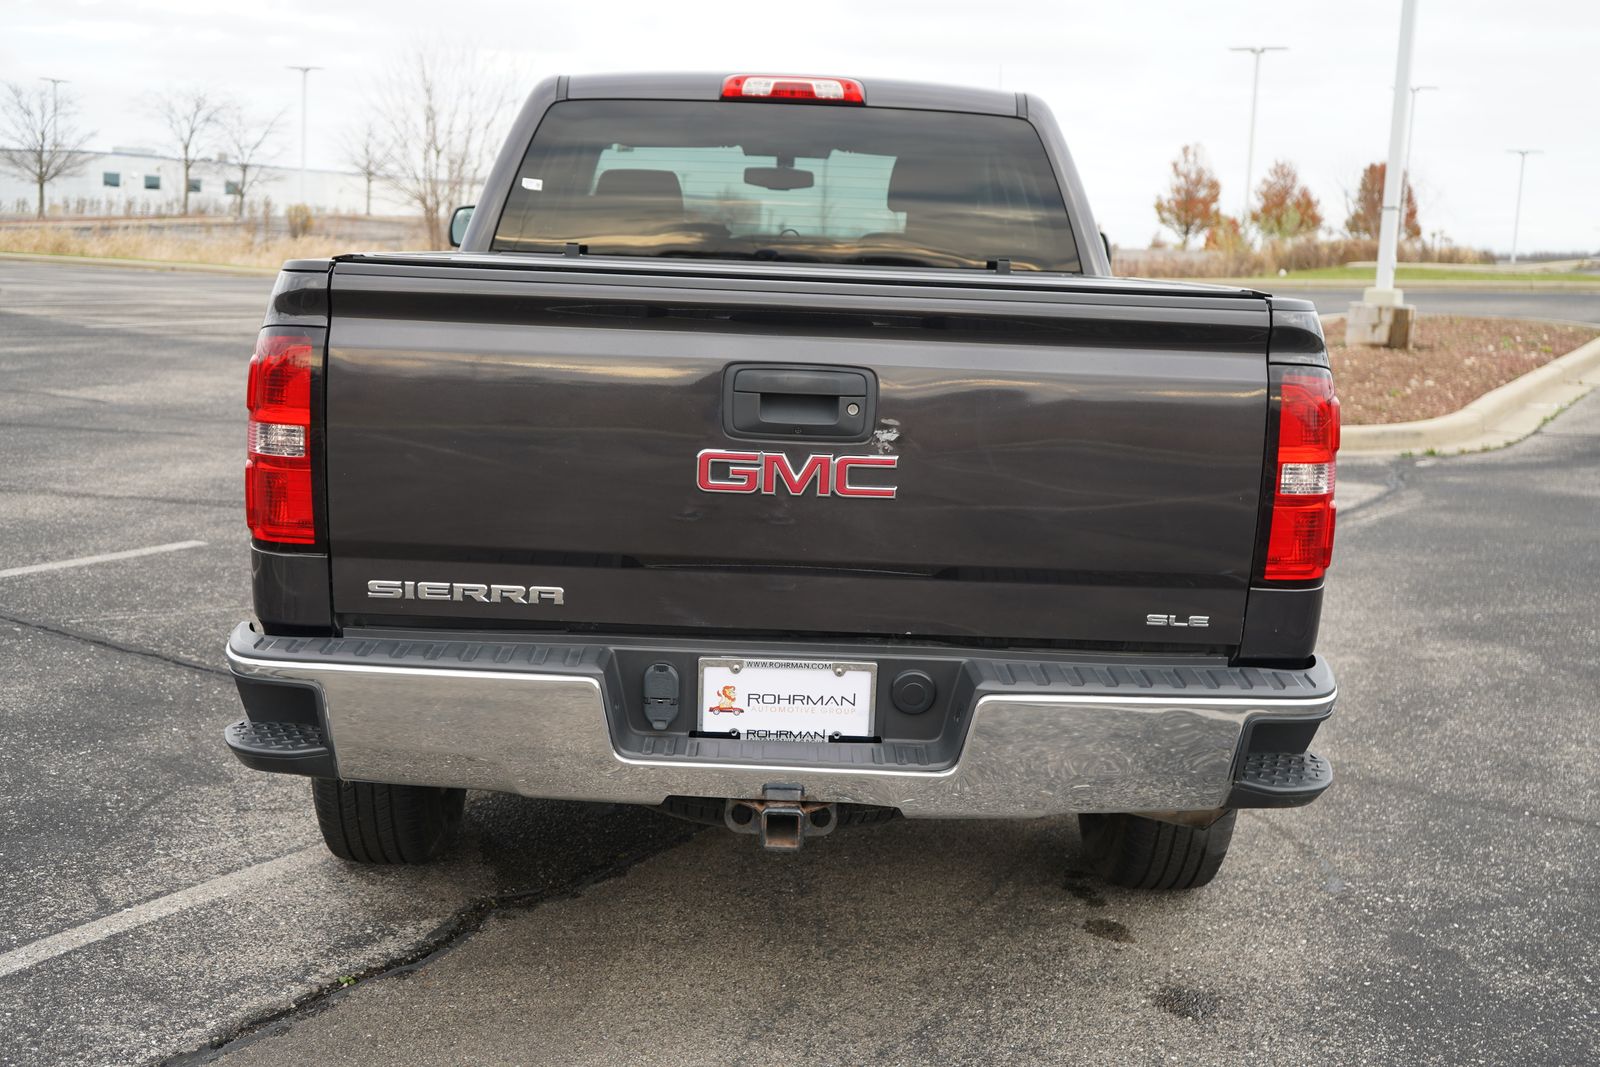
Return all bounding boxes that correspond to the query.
[698,658,876,742]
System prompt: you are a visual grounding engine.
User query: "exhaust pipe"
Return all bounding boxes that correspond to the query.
[725,785,836,851]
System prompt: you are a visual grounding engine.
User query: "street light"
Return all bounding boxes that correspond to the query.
[1506,149,1542,264]
[1347,0,1419,348]
[1228,45,1288,228]
[1371,0,1418,299]
[1398,84,1437,248]
[285,66,323,205]
[40,77,68,143]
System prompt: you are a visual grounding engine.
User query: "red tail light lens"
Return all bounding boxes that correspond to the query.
[246,330,316,544]
[721,75,865,104]
[1263,368,1339,581]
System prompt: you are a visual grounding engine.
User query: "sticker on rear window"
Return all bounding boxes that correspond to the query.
[520,176,543,191]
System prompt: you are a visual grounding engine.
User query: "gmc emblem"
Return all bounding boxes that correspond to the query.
[697,449,899,498]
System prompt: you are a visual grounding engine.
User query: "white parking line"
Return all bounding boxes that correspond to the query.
[0,847,324,979]
[0,540,207,579]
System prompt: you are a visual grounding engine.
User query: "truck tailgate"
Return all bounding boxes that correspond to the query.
[324,259,1269,647]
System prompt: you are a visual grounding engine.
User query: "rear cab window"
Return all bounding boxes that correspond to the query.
[492,100,1079,273]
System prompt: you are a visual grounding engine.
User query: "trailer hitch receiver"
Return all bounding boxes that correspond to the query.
[724,785,837,851]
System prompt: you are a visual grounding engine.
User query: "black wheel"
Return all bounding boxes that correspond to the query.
[1076,810,1236,890]
[311,778,466,864]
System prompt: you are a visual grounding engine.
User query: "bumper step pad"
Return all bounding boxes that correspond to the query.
[223,720,334,778]
[1228,751,1333,808]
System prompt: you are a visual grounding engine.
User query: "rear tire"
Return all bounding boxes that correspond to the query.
[311,778,466,864]
[1076,810,1236,890]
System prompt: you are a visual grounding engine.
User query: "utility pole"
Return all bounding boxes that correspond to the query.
[1228,45,1288,229]
[1348,0,1419,347]
[1399,84,1437,247]
[1506,149,1541,264]
[285,66,322,205]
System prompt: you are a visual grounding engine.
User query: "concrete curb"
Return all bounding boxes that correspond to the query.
[1341,334,1600,455]
[0,251,276,277]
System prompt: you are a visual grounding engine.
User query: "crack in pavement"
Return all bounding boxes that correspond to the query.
[0,420,209,437]
[0,609,228,678]
[0,484,236,509]
[1338,457,1411,517]
[0,386,115,405]
[157,826,706,1067]
[1241,810,1348,895]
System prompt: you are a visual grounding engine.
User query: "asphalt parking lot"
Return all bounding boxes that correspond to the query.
[1,260,1597,1066]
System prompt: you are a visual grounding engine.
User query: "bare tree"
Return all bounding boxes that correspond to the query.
[0,81,94,217]
[343,121,389,216]
[374,50,512,247]
[148,87,224,215]
[218,108,283,217]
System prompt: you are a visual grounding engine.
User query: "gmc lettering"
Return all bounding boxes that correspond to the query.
[697,449,898,498]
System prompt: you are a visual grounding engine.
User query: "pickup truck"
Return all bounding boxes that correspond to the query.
[224,72,1338,890]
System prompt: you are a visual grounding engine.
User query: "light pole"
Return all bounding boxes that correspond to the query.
[285,66,322,205]
[1372,0,1418,297]
[1398,84,1437,248]
[1228,45,1288,228]
[1348,0,1419,348]
[38,77,69,216]
[1506,149,1541,264]
[40,77,68,141]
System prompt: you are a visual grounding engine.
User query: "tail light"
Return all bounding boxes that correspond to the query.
[721,75,865,104]
[246,329,316,544]
[1263,367,1339,581]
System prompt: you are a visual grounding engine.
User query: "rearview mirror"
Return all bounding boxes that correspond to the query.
[449,205,475,248]
[744,167,815,192]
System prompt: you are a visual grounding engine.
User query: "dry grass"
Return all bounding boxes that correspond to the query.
[1327,315,1599,424]
[0,219,430,269]
[1115,237,1496,279]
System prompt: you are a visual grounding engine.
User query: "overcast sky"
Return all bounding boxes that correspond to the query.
[4,0,1595,254]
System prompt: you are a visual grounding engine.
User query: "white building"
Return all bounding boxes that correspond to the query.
[0,147,414,218]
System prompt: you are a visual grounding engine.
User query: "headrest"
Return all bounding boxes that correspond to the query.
[886,156,984,215]
[594,168,684,212]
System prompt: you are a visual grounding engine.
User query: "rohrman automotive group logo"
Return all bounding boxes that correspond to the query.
[708,685,744,716]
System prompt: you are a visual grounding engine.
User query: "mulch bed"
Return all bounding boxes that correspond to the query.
[1324,315,1599,425]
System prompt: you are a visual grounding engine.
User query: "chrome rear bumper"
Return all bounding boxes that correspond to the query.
[225,623,1335,818]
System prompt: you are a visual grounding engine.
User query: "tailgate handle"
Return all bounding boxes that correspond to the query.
[727,365,874,440]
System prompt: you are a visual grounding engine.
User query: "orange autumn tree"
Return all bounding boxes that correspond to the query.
[1250,160,1323,240]
[1204,214,1244,252]
[1344,162,1419,239]
[1154,144,1221,250]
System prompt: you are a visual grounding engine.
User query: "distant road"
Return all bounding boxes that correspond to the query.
[1282,286,1600,324]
